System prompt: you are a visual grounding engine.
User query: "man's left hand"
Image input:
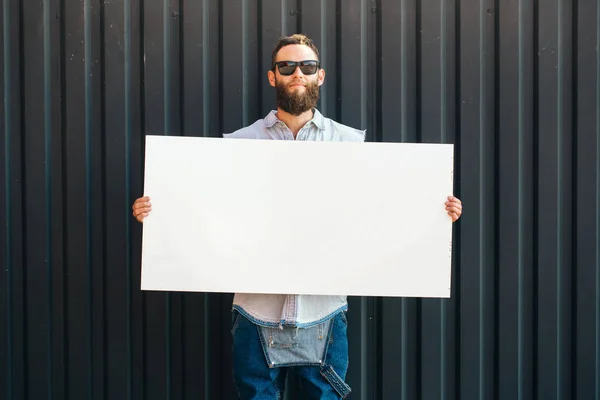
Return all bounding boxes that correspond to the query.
[446,196,462,222]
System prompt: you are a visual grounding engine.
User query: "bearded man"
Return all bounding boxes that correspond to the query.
[132,34,463,399]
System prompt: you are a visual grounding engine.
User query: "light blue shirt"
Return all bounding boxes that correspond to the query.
[223,109,365,328]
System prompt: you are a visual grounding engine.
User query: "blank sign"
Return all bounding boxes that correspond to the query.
[141,136,454,298]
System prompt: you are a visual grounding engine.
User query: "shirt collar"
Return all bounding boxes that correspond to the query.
[263,109,326,131]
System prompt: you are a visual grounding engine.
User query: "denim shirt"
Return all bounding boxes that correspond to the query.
[223,109,365,328]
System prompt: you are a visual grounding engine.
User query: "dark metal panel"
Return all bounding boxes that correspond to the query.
[0,1,12,398]
[21,0,60,397]
[379,0,403,144]
[63,0,104,396]
[243,0,260,125]
[4,1,600,399]
[458,1,497,400]
[222,0,245,133]
[339,0,367,130]
[575,1,599,398]
[181,0,220,137]
[497,1,536,400]
[90,0,107,397]
[536,0,574,399]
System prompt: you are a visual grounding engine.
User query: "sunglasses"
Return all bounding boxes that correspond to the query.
[272,60,320,76]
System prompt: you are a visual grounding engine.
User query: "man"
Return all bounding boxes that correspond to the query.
[132,34,463,399]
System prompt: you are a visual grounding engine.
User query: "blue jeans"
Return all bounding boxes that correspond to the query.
[231,311,351,399]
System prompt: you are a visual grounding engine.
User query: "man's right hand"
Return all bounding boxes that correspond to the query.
[132,196,152,223]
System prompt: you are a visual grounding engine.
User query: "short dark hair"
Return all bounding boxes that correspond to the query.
[271,34,320,69]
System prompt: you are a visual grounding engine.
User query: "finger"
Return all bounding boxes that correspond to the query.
[445,201,462,211]
[448,211,460,222]
[135,213,149,223]
[447,195,462,204]
[445,198,462,206]
[446,206,462,214]
[133,201,152,211]
[134,206,152,214]
[133,206,151,216]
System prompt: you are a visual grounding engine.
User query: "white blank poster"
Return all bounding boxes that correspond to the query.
[141,135,454,298]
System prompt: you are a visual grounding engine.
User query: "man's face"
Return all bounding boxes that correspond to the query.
[268,44,326,115]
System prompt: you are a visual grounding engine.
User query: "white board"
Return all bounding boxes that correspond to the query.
[141,136,454,297]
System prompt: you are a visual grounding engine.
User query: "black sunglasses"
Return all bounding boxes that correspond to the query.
[272,60,320,76]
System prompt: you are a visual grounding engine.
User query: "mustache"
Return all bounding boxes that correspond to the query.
[286,79,307,87]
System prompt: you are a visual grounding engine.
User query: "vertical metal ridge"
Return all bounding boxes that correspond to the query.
[43,0,54,395]
[517,0,525,399]
[557,0,564,397]
[360,297,368,399]
[203,295,209,399]
[374,0,382,144]
[242,0,249,126]
[335,0,341,120]
[320,0,327,116]
[3,0,13,397]
[401,299,408,400]
[257,0,263,113]
[400,0,408,141]
[281,0,287,37]
[84,0,95,395]
[203,293,213,399]
[361,0,367,129]
[123,0,133,396]
[440,0,448,396]
[415,0,421,144]
[164,0,171,135]
[178,0,184,136]
[596,1,600,397]
[440,0,447,143]
[59,0,68,396]
[202,0,209,136]
[531,0,539,398]
[440,300,447,400]
[478,0,487,398]
[99,0,108,393]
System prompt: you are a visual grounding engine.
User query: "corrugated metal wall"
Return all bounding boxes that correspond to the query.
[1,0,599,399]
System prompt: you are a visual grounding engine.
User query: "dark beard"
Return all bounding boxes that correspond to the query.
[275,79,320,115]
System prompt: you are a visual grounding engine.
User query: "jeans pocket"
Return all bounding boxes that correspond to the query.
[231,310,241,335]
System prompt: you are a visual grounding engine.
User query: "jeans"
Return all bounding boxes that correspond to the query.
[231,310,351,399]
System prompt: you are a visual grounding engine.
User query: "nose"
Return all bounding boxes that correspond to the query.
[290,65,305,78]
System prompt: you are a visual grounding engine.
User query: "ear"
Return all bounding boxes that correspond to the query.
[317,68,325,86]
[268,70,276,87]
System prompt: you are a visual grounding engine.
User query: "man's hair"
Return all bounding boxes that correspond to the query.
[271,34,320,68]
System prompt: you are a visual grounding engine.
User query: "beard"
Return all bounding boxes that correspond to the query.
[275,78,320,115]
